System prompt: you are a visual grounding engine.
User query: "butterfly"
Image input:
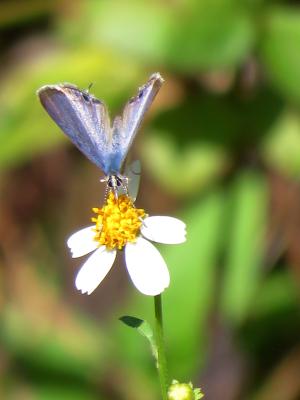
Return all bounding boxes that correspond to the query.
[37,73,164,196]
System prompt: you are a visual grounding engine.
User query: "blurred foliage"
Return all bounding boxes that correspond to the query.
[1,0,300,399]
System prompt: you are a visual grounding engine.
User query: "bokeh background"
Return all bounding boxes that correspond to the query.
[1,0,300,399]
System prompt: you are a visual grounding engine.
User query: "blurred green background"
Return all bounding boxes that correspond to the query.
[1,0,300,399]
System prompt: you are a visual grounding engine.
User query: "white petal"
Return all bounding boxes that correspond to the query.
[125,237,170,296]
[67,226,99,258]
[141,216,186,244]
[75,247,116,295]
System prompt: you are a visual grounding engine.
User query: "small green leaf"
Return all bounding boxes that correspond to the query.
[120,315,144,329]
[119,316,157,360]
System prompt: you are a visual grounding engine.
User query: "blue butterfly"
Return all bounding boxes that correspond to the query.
[37,73,164,194]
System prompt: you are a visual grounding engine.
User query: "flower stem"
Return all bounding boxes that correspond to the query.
[154,294,168,400]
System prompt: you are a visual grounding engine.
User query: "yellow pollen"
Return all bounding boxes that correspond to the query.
[92,192,146,250]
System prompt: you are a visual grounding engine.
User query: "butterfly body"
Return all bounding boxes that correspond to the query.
[37,73,164,192]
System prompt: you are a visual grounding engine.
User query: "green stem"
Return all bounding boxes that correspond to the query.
[154,294,168,400]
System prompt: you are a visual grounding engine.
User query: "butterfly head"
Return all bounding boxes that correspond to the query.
[101,174,129,199]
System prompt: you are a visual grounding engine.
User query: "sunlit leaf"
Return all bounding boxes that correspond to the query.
[221,171,268,324]
[167,1,254,70]
[260,6,300,103]
[262,110,300,177]
[163,190,225,378]
[83,0,174,64]
[141,95,238,196]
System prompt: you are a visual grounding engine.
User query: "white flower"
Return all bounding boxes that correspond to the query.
[67,193,186,296]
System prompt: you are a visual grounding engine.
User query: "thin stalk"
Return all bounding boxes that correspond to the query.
[154,294,168,400]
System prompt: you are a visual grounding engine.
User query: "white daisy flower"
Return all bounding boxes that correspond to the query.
[67,192,186,296]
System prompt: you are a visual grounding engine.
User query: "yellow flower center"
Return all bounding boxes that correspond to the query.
[92,192,146,250]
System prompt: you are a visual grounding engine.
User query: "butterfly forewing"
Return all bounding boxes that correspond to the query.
[37,84,111,173]
[110,73,164,173]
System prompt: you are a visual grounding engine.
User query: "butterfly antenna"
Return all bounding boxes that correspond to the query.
[87,82,93,93]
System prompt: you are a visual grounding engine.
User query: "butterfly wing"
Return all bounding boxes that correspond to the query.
[37,83,112,174]
[126,160,141,201]
[108,73,164,174]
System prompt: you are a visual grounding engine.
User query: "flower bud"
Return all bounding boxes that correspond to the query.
[167,380,204,400]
